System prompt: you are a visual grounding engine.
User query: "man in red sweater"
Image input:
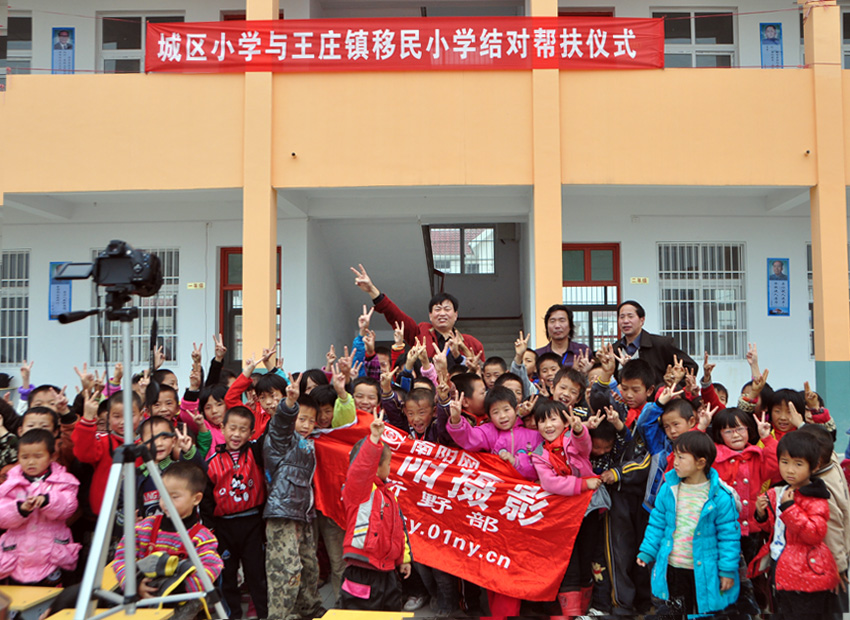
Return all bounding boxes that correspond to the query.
[350,263,484,363]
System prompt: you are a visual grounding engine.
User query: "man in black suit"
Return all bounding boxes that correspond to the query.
[613,300,697,387]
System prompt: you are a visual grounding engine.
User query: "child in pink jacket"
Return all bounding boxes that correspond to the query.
[0,429,81,585]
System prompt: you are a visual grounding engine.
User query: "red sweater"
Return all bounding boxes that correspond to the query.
[71,418,139,514]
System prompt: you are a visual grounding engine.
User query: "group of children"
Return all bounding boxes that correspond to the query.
[0,294,847,620]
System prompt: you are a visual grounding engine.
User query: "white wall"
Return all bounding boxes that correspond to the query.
[561,188,819,397]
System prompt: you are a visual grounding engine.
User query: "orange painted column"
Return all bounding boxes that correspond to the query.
[801,0,850,430]
[530,0,563,347]
[241,0,278,360]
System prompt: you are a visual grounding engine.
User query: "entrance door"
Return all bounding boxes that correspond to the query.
[219,247,281,365]
[561,243,620,352]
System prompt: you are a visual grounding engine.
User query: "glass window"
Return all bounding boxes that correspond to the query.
[562,250,584,282]
[653,10,737,67]
[3,14,32,76]
[99,14,184,73]
[429,226,495,275]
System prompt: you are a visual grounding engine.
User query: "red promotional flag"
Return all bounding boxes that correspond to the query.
[313,416,593,601]
[146,16,663,73]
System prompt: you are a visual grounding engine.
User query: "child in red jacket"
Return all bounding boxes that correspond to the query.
[752,431,840,619]
[341,410,411,611]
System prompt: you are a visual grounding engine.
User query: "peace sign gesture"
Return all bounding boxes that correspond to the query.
[370,408,386,443]
[514,330,530,363]
[212,333,227,362]
[350,263,380,299]
[174,423,194,454]
[756,412,772,440]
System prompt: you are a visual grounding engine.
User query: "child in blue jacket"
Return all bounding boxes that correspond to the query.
[637,431,741,616]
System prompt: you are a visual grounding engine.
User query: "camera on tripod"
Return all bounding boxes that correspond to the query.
[56,239,163,297]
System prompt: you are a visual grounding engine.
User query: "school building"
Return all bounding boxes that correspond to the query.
[1,0,849,436]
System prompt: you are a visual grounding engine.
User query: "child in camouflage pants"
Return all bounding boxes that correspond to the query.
[262,372,324,620]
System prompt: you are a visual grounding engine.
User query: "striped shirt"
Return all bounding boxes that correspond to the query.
[669,480,710,569]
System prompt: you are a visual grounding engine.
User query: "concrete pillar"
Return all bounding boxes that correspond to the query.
[801,0,850,435]
[241,0,279,360]
[530,0,563,348]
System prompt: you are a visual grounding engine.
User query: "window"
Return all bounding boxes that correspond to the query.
[219,247,281,363]
[3,14,32,75]
[652,9,735,67]
[90,249,179,364]
[562,244,620,352]
[429,227,495,275]
[657,243,746,358]
[99,14,184,73]
[0,251,30,364]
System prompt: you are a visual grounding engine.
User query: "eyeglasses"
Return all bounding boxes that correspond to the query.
[721,426,748,438]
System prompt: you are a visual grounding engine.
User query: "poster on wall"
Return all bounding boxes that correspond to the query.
[49,262,72,320]
[760,23,783,68]
[767,258,789,316]
[51,27,75,74]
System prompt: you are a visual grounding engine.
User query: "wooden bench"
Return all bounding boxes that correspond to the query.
[45,609,174,619]
[0,585,62,620]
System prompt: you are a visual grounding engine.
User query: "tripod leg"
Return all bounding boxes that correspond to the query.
[73,459,123,620]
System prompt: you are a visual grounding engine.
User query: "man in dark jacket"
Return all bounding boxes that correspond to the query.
[613,300,697,387]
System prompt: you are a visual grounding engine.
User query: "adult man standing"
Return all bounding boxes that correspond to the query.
[535,304,589,368]
[613,300,696,386]
[350,264,484,361]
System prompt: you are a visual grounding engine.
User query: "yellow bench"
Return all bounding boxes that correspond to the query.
[319,611,413,620]
[0,585,62,620]
[46,609,174,619]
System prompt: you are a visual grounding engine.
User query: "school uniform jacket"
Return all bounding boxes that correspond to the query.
[342,439,411,572]
[204,442,266,518]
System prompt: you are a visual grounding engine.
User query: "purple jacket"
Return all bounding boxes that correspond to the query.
[0,463,81,583]
[530,426,592,496]
[447,416,542,480]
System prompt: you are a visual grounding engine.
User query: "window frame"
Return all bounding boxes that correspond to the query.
[656,241,747,359]
[652,8,737,68]
[561,243,621,352]
[428,225,497,276]
[97,12,185,73]
[0,250,30,365]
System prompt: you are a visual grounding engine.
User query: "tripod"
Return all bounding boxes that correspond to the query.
[64,291,227,620]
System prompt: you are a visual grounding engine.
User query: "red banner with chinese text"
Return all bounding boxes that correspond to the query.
[313,417,593,601]
[146,16,663,73]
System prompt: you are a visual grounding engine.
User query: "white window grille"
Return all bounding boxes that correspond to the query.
[98,13,184,73]
[90,248,179,365]
[652,9,736,67]
[429,226,495,275]
[657,243,746,358]
[0,251,30,364]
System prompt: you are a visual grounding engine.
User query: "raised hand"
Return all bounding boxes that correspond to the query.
[406,338,425,371]
[212,333,227,362]
[393,321,405,347]
[337,346,352,378]
[74,362,95,392]
[370,408,386,442]
[514,331,530,363]
[670,354,685,385]
[174,423,194,454]
[787,401,805,429]
[657,385,684,406]
[260,346,276,371]
[517,394,539,419]
[189,365,202,391]
[358,304,374,336]
[697,403,717,431]
[756,412,772,439]
[611,348,631,367]
[567,407,584,434]
[331,363,347,397]
[54,386,69,413]
[242,353,259,378]
[597,344,616,377]
[702,351,715,384]
[749,369,769,397]
[20,360,33,387]
[363,329,376,356]
[448,396,463,424]
[191,408,206,429]
[284,373,300,408]
[586,409,606,430]
[466,350,483,376]
[350,264,380,298]
[683,368,698,396]
[350,359,364,380]
[154,345,166,370]
[746,342,759,372]
[113,362,124,385]
[138,369,151,393]
[804,381,820,411]
[82,389,102,421]
[573,347,593,374]
[436,374,451,403]
[432,341,450,378]
[380,367,398,395]
[326,344,337,370]
[604,406,624,431]
[191,342,203,366]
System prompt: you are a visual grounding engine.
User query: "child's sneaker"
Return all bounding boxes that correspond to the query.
[403,595,427,611]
